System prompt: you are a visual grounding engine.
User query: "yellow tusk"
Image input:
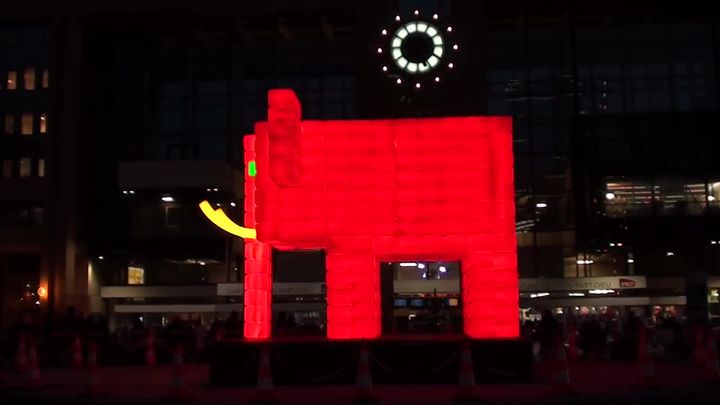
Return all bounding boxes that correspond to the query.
[199,200,257,239]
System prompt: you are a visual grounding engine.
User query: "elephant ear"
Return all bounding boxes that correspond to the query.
[267,89,302,186]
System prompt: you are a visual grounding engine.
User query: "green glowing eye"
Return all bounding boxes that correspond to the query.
[248,161,257,177]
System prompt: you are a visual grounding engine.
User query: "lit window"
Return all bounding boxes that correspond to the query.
[39,113,47,133]
[128,266,145,285]
[3,115,14,134]
[18,158,32,177]
[41,69,49,88]
[2,160,12,178]
[21,113,33,135]
[24,68,36,90]
[7,71,17,90]
[37,159,45,178]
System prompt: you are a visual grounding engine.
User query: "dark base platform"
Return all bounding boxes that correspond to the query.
[208,335,533,386]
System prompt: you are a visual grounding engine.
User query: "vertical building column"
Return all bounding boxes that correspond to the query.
[44,16,89,321]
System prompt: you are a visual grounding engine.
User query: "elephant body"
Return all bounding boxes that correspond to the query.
[243,90,517,340]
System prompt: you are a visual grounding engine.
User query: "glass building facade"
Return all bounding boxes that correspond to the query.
[2,0,720,328]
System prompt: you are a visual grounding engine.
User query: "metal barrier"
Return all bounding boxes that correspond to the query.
[208,337,534,387]
[0,328,230,370]
[0,327,712,372]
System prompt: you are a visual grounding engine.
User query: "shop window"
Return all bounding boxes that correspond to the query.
[4,114,14,134]
[710,289,719,304]
[37,159,45,178]
[24,68,36,90]
[128,266,145,285]
[655,178,706,216]
[18,158,32,178]
[2,160,12,178]
[392,262,461,281]
[386,261,462,335]
[7,71,17,90]
[606,177,717,216]
[21,113,33,135]
[604,179,656,217]
[708,181,720,199]
[39,113,47,133]
[41,69,49,89]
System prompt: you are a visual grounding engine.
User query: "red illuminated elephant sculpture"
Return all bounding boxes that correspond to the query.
[210,89,517,340]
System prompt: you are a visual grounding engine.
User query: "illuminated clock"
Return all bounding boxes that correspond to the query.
[390,21,443,74]
[377,9,458,89]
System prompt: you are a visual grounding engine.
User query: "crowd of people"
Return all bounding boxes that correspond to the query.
[521,309,694,361]
[0,306,704,368]
[0,307,247,368]
[5,307,109,341]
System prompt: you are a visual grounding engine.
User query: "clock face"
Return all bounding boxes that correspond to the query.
[377,11,457,90]
[390,21,444,74]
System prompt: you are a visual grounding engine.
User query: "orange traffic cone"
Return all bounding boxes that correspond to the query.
[635,326,658,389]
[455,340,478,402]
[71,335,84,369]
[352,342,376,404]
[703,330,720,382]
[15,334,28,372]
[566,323,579,362]
[692,326,706,367]
[254,344,274,404]
[83,341,104,397]
[550,338,574,395]
[25,339,41,389]
[168,343,191,400]
[145,331,156,366]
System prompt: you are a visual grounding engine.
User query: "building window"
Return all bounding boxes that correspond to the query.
[7,71,17,90]
[41,69,49,89]
[15,206,44,226]
[31,207,44,225]
[128,266,145,285]
[21,113,33,135]
[2,160,12,178]
[24,68,36,90]
[18,158,32,177]
[37,159,45,178]
[39,113,47,133]
[3,115,14,134]
[164,205,180,228]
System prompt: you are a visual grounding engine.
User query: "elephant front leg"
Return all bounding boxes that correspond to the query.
[244,241,272,339]
[325,252,381,339]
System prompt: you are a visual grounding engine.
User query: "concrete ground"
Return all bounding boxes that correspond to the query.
[0,360,718,404]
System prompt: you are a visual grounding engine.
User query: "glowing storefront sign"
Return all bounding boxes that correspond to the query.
[200,89,517,340]
[519,276,647,292]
